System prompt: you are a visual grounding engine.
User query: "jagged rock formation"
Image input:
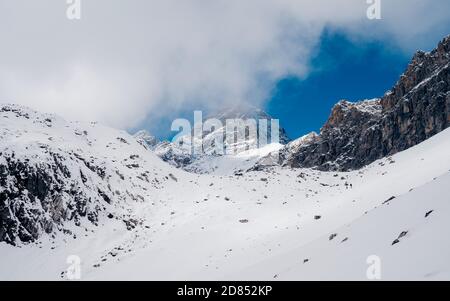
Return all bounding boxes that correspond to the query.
[273,35,450,171]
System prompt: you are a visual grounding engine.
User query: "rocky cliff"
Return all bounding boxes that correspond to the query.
[277,35,450,171]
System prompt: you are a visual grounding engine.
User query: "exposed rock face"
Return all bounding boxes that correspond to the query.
[0,151,101,245]
[278,35,450,171]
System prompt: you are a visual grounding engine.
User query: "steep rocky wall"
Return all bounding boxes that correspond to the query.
[280,35,450,171]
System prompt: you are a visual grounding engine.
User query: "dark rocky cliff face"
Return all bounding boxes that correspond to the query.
[0,151,103,245]
[279,35,450,171]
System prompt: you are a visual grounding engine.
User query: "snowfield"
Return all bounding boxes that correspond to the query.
[1,104,450,280]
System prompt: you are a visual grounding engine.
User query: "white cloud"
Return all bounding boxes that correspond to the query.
[0,0,449,129]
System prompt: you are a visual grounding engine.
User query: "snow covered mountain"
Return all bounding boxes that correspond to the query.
[1,102,450,280]
[257,35,450,171]
[134,130,158,149]
[134,106,289,174]
[204,105,290,146]
[0,104,189,245]
[1,35,450,281]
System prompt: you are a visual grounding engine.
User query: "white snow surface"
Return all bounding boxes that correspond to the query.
[1,104,450,280]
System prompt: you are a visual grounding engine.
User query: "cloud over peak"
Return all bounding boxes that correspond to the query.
[1,0,449,129]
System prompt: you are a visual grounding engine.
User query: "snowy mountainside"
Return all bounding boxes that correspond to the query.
[1,103,450,280]
[237,172,450,280]
[0,104,191,245]
[153,140,194,169]
[134,106,290,174]
[134,130,158,149]
[184,143,283,175]
[204,105,290,146]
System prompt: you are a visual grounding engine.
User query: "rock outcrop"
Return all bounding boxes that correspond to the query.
[276,35,450,171]
[0,150,103,245]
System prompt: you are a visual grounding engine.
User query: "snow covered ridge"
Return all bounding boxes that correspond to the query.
[134,106,290,174]
[0,104,188,245]
[134,130,158,149]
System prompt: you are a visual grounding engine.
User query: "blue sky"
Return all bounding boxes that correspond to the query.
[265,30,411,139]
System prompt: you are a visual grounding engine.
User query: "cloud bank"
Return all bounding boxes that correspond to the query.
[0,0,449,129]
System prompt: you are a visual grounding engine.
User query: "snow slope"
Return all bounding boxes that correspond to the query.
[0,104,197,244]
[1,105,450,280]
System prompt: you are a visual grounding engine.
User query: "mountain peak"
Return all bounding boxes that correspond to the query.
[208,104,271,122]
[264,33,450,172]
[323,99,381,130]
[133,130,158,148]
[207,106,290,145]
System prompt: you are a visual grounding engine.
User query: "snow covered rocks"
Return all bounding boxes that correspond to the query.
[0,104,184,245]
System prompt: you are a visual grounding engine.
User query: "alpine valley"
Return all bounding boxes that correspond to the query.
[0,36,449,281]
